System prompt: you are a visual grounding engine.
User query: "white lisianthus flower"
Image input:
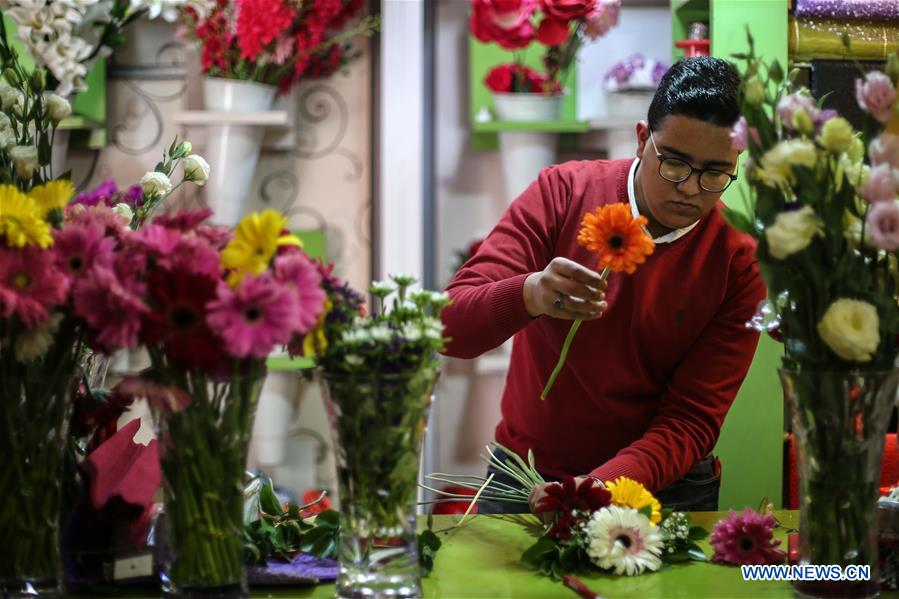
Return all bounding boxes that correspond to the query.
[181,154,210,185]
[345,354,364,366]
[817,117,854,154]
[764,206,824,260]
[15,313,63,363]
[140,171,173,197]
[369,280,394,296]
[9,145,38,180]
[1,87,25,116]
[817,298,880,362]
[45,93,72,123]
[402,323,423,342]
[341,329,370,345]
[369,325,393,343]
[585,505,663,576]
[389,272,416,286]
[758,139,818,188]
[112,202,134,223]
[422,316,445,341]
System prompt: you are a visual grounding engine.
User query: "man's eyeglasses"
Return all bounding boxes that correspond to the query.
[649,130,738,193]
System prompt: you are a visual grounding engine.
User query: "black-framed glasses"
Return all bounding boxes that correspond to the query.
[649,130,738,193]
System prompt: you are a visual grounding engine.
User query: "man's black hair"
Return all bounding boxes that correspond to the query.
[647,56,741,131]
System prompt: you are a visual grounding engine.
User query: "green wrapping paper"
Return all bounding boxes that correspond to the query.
[789,16,899,60]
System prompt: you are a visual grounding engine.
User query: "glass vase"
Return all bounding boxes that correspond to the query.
[0,341,80,597]
[155,373,264,599]
[780,369,899,599]
[320,368,438,599]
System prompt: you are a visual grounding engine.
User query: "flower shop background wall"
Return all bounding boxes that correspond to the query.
[434,0,672,481]
[67,17,373,500]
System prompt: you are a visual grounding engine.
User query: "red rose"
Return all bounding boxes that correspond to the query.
[525,69,562,94]
[470,0,536,50]
[535,17,570,46]
[484,64,514,92]
[540,0,596,21]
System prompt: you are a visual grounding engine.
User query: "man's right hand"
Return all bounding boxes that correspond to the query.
[523,257,608,320]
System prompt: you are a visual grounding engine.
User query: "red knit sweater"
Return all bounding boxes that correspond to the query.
[441,159,765,492]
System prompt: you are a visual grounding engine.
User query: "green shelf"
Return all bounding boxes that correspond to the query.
[472,120,590,134]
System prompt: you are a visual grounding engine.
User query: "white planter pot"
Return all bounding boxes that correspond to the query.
[202,77,277,225]
[493,92,564,122]
[605,89,655,120]
[491,92,565,201]
[50,128,69,179]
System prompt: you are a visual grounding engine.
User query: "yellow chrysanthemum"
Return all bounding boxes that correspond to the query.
[606,477,662,525]
[0,184,53,248]
[29,179,75,215]
[221,209,302,285]
[302,298,332,358]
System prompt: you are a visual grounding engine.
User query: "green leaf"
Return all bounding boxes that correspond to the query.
[418,529,442,577]
[769,59,784,84]
[521,537,558,567]
[315,509,341,528]
[259,481,283,516]
[688,525,709,541]
[637,505,653,520]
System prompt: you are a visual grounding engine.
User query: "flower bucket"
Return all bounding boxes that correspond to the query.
[492,92,565,202]
[780,368,899,599]
[321,369,437,599]
[202,77,277,226]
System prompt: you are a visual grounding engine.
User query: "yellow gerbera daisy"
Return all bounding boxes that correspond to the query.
[221,209,302,285]
[29,179,75,215]
[605,476,662,525]
[0,184,53,248]
[302,299,332,358]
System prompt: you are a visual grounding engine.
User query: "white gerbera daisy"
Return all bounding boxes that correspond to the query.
[585,505,663,576]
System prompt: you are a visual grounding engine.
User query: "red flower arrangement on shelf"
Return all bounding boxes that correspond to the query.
[472,0,621,95]
[181,0,379,93]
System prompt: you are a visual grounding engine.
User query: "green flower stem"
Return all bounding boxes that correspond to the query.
[1,320,81,590]
[158,364,262,591]
[540,267,610,400]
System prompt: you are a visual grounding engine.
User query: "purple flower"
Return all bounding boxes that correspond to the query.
[651,62,668,85]
[710,508,785,566]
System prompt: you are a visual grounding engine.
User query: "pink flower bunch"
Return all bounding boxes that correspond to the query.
[70,208,327,375]
[710,508,786,566]
[856,71,897,124]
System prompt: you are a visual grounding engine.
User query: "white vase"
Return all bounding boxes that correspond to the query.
[202,77,277,226]
[492,92,565,122]
[492,92,565,202]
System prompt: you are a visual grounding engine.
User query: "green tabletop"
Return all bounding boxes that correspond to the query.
[74,511,899,598]
[255,511,898,599]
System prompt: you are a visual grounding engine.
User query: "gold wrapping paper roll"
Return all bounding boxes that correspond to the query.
[789,16,899,60]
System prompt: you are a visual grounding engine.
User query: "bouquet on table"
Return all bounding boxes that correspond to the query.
[428,445,787,594]
[180,0,379,93]
[726,34,899,593]
[303,272,451,597]
[475,0,620,95]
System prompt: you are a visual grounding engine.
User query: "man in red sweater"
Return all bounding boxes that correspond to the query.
[441,56,766,513]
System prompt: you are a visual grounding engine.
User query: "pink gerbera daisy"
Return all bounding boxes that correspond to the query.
[710,508,786,566]
[206,275,299,358]
[153,208,214,232]
[170,235,223,280]
[53,223,115,281]
[274,253,326,333]
[0,245,69,328]
[72,266,148,352]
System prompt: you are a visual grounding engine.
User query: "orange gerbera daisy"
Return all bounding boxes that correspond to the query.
[577,203,655,274]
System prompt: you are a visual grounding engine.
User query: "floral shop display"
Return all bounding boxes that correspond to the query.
[472,0,620,201]
[72,208,327,597]
[303,272,450,599]
[726,37,899,599]
[179,0,379,225]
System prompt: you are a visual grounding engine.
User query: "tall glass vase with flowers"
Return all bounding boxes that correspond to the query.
[302,273,450,599]
[73,208,327,597]
[0,29,87,597]
[727,39,899,599]
[473,0,621,121]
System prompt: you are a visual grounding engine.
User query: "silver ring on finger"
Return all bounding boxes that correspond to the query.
[553,294,565,310]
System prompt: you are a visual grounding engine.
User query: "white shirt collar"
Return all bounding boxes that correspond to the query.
[626,158,700,245]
